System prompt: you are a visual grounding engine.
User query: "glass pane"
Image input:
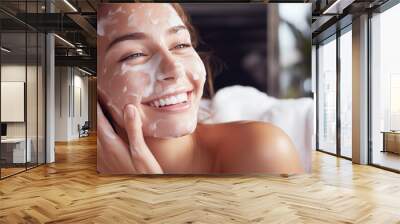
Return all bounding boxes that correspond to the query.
[340,29,352,158]
[371,4,400,171]
[317,37,337,154]
[1,31,27,177]
[27,31,38,169]
[38,32,45,165]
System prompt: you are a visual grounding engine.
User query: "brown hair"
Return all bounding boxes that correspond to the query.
[170,3,215,98]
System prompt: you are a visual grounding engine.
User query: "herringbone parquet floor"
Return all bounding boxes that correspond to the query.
[1,134,400,224]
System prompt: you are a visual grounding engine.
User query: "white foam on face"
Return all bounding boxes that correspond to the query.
[174,62,184,70]
[147,111,198,139]
[184,109,199,135]
[120,53,162,97]
[175,62,185,76]
[98,18,116,36]
[108,6,124,16]
[146,6,160,25]
[128,12,142,31]
[150,17,159,25]
[167,10,183,27]
[148,119,162,138]
[148,120,159,134]
[191,72,199,80]
[98,7,125,36]
[196,63,207,82]
[145,9,152,18]
[156,73,166,81]
[186,115,197,133]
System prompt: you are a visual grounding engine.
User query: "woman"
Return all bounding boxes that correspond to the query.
[97,3,304,174]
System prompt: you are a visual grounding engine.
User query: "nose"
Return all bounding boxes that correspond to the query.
[156,51,185,81]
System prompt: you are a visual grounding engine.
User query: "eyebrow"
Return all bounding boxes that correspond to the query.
[168,25,187,34]
[106,25,188,52]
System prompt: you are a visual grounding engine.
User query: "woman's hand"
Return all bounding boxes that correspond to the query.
[97,102,163,174]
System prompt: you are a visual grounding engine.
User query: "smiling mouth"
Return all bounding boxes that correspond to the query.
[144,91,192,111]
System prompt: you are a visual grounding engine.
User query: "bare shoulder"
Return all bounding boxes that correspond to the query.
[204,121,304,174]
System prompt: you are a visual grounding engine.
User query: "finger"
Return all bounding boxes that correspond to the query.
[97,102,137,173]
[123,93,142,109]
[112,94,142,143]
[123,104,163,174]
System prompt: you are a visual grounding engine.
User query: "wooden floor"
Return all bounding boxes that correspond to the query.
[372,150,400,171]
[1,167,26,178]
[1,134,400,223]
[1,163,45,178]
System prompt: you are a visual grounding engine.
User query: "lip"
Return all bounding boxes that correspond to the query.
[143,91,193,113]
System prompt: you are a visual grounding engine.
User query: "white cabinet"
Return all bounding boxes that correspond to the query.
[1,138,32,163]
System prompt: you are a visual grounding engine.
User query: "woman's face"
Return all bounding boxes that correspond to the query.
[98,3,206,138]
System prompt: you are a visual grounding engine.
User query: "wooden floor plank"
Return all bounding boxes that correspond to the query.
[1,134,400,223]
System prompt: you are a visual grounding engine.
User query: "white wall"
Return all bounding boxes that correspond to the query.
[1,63,46,164]
[1,65,27,140]
[55,66,69,141]
[71,73,89,139]
[54,67,89,141]
[1,65,42,137]
[1,64,25,127]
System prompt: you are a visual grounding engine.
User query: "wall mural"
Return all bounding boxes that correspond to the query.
[97,3,312,174]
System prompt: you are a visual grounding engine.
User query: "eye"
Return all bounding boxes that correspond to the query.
[171,43,191,50]
[119,52,146,62]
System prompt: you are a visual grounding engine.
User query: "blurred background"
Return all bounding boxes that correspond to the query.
[183,3,311,98]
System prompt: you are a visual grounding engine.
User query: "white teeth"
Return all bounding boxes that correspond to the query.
[180,94,187,102]
[177,94,183,102]
[160,99,166,107]
[171,96,177,104]
[148,92,189,108]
